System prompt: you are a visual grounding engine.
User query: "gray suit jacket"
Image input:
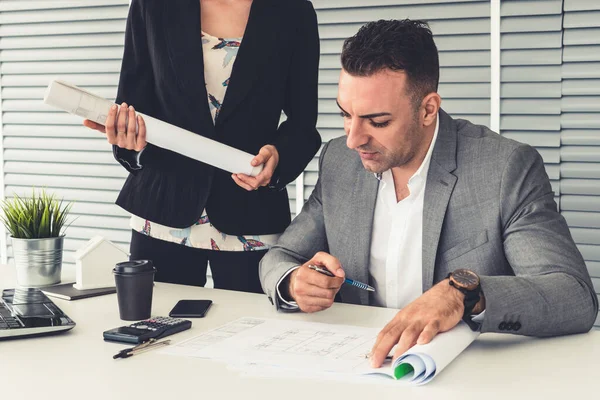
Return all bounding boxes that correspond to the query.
[260,109,598,336]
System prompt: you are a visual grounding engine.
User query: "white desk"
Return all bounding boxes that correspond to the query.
[0,264,597,400]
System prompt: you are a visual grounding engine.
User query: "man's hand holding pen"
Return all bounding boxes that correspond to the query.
[287,252,345,313]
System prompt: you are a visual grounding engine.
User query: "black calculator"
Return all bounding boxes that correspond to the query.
[103,316,192,344]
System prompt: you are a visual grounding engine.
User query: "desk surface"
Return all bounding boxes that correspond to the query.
[0,264,597,400]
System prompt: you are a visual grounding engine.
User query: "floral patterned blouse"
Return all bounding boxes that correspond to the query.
[129,31,281,251]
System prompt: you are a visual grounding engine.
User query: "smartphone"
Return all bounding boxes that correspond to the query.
[169,299,213,318]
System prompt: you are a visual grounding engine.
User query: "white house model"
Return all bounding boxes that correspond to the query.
[73,236,129,290]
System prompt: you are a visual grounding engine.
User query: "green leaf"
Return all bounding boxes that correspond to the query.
[0,188,74,239]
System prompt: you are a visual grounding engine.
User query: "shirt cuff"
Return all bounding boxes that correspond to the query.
[276,266,300,310]
[134,147,145,167]
[471,310,486,331]
[115,147,144,171]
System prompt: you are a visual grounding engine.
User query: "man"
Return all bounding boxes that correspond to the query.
[259,19,598,368]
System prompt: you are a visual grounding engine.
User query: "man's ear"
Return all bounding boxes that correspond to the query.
[420,93,441,127]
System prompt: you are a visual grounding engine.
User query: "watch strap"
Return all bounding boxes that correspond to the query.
[448,272,482,331]
[462,287,482,331]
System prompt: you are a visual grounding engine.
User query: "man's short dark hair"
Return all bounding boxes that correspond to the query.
[341,19,440,107]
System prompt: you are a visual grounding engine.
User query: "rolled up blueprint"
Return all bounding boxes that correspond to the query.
[372,320,480,385]
[43,80,263,177]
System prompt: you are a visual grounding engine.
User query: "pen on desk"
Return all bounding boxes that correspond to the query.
[113,338,171,359]
[308,264,375,292]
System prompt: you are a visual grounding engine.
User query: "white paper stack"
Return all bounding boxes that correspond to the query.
[43,80,263,177]
[160,317,479,386]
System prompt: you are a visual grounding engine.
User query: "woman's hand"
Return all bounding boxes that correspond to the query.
[83,102,147,151]
[232,144,279,191]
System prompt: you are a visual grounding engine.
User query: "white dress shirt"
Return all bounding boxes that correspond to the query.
[276,116,438,309]
[369,115,439,308]
[277,114,484,325]
[277,116,438,309]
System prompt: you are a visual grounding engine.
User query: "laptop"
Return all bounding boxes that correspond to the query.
[0,288,76,340]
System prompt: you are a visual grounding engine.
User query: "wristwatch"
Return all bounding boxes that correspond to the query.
[447,269,482,331]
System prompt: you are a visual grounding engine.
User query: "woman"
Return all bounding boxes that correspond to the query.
[84,0,321,293]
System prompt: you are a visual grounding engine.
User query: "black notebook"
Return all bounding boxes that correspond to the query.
[41,283,116,301]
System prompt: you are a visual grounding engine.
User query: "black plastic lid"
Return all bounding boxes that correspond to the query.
[113,259,155,274]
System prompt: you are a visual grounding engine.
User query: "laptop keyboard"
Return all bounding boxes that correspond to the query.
[0,302,23,329]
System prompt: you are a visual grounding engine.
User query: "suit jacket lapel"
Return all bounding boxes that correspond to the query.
[344,161,378,306]
[422,110,458,291]
[163,1,215,136]
[216,0,280,125]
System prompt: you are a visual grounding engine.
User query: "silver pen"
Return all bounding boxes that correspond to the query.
[113,338,171,359]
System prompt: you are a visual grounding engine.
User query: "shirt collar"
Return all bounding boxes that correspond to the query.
[374,112,440,185]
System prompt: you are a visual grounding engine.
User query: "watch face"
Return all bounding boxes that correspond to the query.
[451,269,479,289]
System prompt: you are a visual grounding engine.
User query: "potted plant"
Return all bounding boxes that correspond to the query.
[0,189,73,287]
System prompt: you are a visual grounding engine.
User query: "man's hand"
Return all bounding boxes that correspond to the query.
[232,144,279,191]
[288,252,345,313]
[369,279,465,368]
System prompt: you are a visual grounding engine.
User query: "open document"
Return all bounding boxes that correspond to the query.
[43,80,263,177]
[161,317,479,385]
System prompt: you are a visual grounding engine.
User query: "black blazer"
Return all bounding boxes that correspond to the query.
[113,0,321,235]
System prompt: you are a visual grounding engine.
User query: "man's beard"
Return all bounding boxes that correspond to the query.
[359,120,421,174]
[362,154,409,174]
[361,156,388,174]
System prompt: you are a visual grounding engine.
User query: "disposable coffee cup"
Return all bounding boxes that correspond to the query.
[113,260,156,321]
